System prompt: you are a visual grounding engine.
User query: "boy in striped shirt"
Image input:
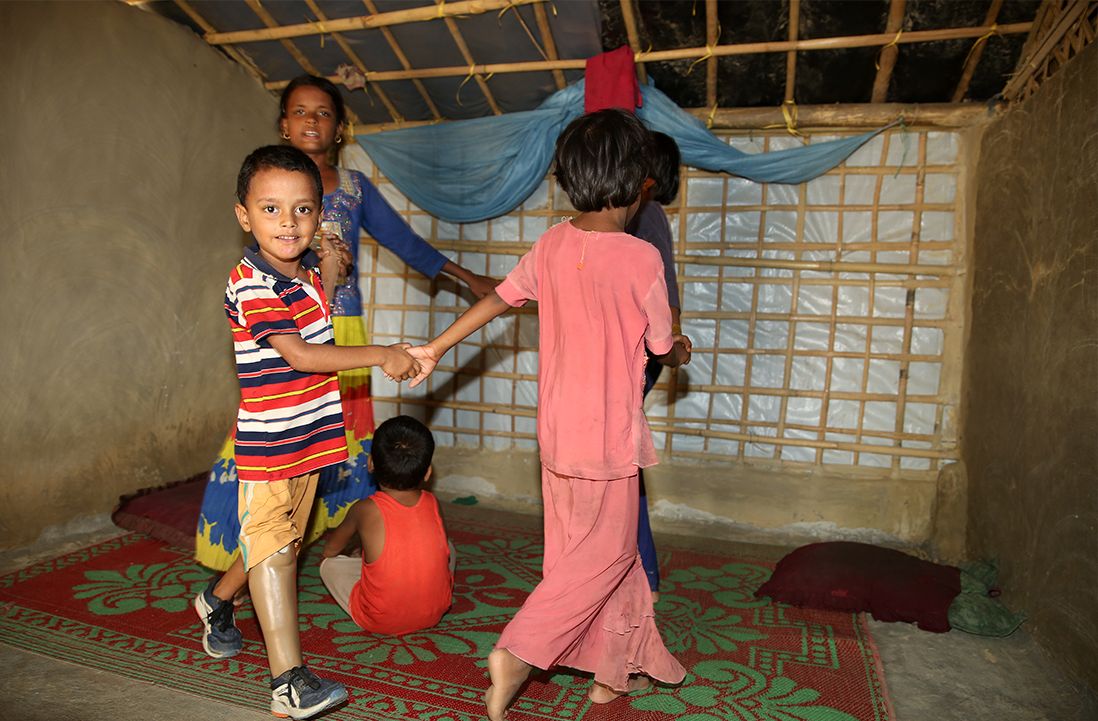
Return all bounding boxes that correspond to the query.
[197,145,419,720]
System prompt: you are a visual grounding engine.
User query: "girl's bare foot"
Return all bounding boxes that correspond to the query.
[485,648,531,721]
[588,676,652,703]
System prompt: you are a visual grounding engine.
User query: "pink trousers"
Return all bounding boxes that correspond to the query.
[495,465,686,691]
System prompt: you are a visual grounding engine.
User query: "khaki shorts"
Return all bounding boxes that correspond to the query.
[237,473,318,571]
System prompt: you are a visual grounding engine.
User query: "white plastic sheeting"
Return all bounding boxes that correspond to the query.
[344,131,960,473]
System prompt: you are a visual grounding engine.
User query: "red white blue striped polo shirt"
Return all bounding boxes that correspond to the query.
[225,246,349,482]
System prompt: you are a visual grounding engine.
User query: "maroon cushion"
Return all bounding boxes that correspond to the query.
[755,541,961,632]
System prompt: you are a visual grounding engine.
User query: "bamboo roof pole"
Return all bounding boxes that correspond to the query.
[1002,1,1090,100]
[304,0,402,124]
[871,0,906,102]
[173,0,266,82]
[952,0,1004,101]
[784,0,799,102]
[533,2,566,91]
[206,0,542,45]
[263,21,1031,89]
[619,0,647,84]
[694,101,989,128]
[362,0,441,121]
[439,7,502,115]
[705,0,719,109]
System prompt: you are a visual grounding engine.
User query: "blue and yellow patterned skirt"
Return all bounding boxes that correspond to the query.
[194,315,377,571]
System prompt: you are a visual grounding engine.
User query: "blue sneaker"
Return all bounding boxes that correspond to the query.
[194,577,242,658]
[270,665,348,719]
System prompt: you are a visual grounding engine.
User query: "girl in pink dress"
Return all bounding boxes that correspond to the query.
[407,109,692,720]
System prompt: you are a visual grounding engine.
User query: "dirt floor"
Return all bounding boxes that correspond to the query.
[1,508,1095,721]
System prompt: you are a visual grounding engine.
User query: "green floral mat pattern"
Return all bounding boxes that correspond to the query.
[0,513,892,720]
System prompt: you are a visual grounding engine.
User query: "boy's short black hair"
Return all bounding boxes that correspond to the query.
[280,74,347,127]
[371,415,435,491]
[649,132,681,205]
[236,145,323,205]
[553,109,651,212]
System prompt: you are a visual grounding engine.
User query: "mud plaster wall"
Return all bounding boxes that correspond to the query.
[0,2,277,549]
[963,41,1098,689]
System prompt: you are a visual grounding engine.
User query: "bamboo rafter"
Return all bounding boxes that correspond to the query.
[871,0,906,102]
[440,4,502,115]
[362,0,441,121]
[784,0,800,103]
[205,0,543,45]
[262,22,1032,90]
[533,2,566,90]
[952,0,1004,102]
[705,0,719,110]
[304,0,402,124]
[619,0,647,84]
[173,0,265,82]
[1003,0,1097,102]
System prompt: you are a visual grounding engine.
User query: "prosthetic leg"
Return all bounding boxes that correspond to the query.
[250,543,347,719]
[249,543,301,677]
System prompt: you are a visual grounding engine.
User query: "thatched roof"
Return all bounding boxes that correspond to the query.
[135,0,1096,129]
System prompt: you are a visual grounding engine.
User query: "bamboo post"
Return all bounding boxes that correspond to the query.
[206,0,544,45]
[362,0,442,121]
[952,0,1004,102]
[784,0,800,103]
[872,0,907,102]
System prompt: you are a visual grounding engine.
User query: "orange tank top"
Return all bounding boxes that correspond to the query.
[348,491,452,635]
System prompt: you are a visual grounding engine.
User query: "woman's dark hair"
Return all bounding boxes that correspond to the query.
[649,131,681,205]
[371,415,436,491]
[553,109,650,212]
[278,74,347,127]
[236,145,323,204]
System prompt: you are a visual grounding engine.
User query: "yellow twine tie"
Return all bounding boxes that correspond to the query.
[706,102,718,129]
[311,17,329,48]
[963,24,999,68]
[762,100,802,136]
[437,0,445,18]
[456,64,477,106]
[875,28,903,70]
[549,1,557,16]
[687,44,714,75]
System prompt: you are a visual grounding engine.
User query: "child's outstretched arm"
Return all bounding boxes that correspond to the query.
[407,291,511,388]
[268,334,420,380]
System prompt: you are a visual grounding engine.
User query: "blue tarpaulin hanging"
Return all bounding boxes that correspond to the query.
[357,81,890,224]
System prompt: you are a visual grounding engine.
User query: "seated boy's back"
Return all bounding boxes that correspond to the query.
[320,416,452,636]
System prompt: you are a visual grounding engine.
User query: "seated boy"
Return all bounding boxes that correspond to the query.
[195,144,420,720]
[319,415,454,635]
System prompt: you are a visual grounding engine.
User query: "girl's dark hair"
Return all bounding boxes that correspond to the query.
[553,109,650,212]
[279,74,347,127]
[236,145,323,204]
[371,415,436,491]
[649,132,681,205]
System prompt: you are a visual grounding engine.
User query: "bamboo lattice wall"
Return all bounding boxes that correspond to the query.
[343,126,965,478]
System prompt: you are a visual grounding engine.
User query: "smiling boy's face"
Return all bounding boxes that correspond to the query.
[234,167,320,278]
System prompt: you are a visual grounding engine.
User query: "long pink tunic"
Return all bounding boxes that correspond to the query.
[493,220,686,690]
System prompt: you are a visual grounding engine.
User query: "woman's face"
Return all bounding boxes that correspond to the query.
[280,85,342,154]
